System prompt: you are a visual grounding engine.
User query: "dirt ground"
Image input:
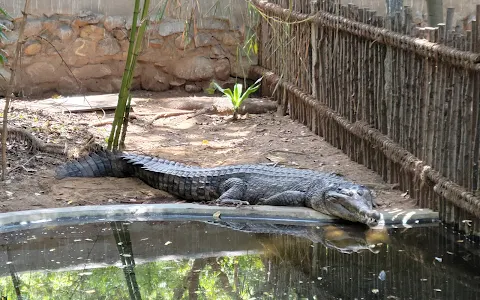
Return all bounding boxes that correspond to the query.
[0,90,415,213]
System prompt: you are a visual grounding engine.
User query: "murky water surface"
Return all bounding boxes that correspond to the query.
[0,220,478,299]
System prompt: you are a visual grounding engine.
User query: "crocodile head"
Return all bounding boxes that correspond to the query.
[309,183,381,226]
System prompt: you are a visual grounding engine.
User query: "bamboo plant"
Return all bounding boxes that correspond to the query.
[108,0,169,150]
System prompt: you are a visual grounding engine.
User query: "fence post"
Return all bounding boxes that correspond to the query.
[445,7,455,33]
[310,0,318,99]
[472,5,480,193]
[259,8,269,97]
[383,1,403,136]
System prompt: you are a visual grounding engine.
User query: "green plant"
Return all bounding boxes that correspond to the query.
[212,77,262,120]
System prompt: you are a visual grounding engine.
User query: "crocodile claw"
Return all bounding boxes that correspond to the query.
[216,199,251,206]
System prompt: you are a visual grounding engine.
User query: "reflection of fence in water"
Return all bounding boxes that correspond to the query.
[260,226,480,299]
[252,0,480,235]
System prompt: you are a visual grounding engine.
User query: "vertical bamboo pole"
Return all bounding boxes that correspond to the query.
[441,24,454,221]
[450,33,460,185]
[457,35,467,188]
[471,5,480,192]
[404,7,415,200]
[463,30,473,190]
[311,0,318,99]
[366,10,377,170]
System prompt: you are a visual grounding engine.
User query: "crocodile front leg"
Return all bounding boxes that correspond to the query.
[216,178,250,205]
[257,191,306,206]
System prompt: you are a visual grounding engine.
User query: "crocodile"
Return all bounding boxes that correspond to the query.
[207,221,382,254]
[55,150,381,226]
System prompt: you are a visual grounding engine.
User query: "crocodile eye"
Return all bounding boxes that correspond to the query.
[357,189,364,196]
[336,187,342,192]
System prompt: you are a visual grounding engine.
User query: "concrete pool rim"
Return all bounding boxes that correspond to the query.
[0,204,439,233]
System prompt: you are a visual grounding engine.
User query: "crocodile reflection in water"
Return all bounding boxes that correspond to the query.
[207,221,390,254]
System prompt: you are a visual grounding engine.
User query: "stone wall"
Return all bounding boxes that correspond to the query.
[0,2,258,96]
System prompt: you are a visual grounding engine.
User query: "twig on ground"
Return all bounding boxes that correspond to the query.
[265,149,307,155]
[2,126,100,158]
[148,110,195,125]
[186,107,216,119]
[7,155,37,174]
[88,114,138,127]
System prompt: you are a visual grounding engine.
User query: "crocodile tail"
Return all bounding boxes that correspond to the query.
[55,150,132,179]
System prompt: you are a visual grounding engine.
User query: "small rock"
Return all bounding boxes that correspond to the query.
[141,65,171,91]
[56,25,75,41]
[83,77,122,93]
[125,16,141,30]
[214,58,230,80]
[72,64,112,79]
[198,18,229,31]
[25,62,58,83]
[72,11,104,27]
[223,31,241,46]
[23,40,42,56]
[23,19,43,37]
[148,38,164,49]
[111,61,142,77]
[62,52,90,67]
[80,25,105,41]
[119,39,130,52]
[58,16,73,24]
[104,16,125,31]
[210,45,228,59]
[169,78,186,86]
[185,83,202,93]
[171,56,214,81]
[174,35,193,50]
[42,19,58,32]
[194,32,217,47]
[57,76,81,94]
[0,20,14,31]
[71,38,96,57]
[3,31,19,45]
[97,36,121,55]
[112,29,128,40]
[158,20,185,36]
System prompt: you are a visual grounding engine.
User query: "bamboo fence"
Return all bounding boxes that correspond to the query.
[251,0,480,235]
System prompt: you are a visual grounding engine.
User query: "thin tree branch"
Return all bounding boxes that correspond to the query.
[1,0,31,181]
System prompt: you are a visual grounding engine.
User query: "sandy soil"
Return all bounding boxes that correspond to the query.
[0,90,415,213]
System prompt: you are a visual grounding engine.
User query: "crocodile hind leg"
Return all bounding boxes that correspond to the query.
[257,191,306,206]
[216,178,250,205]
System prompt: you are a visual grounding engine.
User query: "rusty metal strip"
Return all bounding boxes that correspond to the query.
[251,0,480,70]
[251,65,480,219]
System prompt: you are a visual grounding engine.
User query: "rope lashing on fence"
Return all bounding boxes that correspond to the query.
[251,0,480,71]
[251,65,480,219]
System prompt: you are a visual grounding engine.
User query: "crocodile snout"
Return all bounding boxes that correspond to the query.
[363,210,381,226]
